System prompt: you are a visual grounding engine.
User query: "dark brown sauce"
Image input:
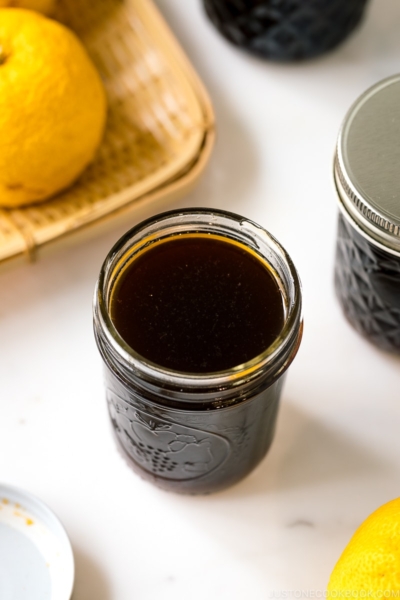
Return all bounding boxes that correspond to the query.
[110,235,285,373]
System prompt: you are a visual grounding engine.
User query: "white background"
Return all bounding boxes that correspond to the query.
[1,1,400,598]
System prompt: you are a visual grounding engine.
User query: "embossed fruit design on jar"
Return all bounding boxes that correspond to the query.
[93,209,303,493]
[107,394,231,481]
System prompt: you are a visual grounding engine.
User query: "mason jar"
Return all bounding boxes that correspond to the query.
[334,75,400,353]
[203,0,369,62]
[93,208,303,494]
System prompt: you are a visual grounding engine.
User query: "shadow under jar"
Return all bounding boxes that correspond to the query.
[93,209,303,494]
[203,0,369,61]
[334,75,400,353]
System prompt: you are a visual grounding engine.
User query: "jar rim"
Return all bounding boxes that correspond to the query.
[94,208,303,393]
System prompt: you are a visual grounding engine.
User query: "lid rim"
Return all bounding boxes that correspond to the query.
[0,483,75,600]
[334,160,400,256]
[334,156,400,242]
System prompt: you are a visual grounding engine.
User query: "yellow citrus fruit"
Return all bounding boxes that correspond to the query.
[0,9,107,207]
[0,0,56,15]
[328,498,400,599]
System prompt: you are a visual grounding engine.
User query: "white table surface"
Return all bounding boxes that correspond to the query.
[1,1,400,598]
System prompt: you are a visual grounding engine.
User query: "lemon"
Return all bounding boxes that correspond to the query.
[0,9,107,207]
[0,0,56,15]
[328,498,400,598]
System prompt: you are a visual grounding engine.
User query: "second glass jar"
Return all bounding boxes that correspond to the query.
[334,75,400,353]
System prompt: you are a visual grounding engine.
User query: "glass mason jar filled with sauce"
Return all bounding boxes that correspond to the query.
[203,0,369,61]
[93,209,303,494]
[334,75,400,353]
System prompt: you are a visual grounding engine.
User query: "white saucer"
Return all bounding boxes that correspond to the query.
[0,483,74,600]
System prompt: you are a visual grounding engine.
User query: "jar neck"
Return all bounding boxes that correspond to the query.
[93,209,303,409]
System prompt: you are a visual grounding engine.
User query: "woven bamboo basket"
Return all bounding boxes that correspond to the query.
[0,0,215,265]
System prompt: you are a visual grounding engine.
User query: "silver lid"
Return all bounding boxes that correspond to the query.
[334,74,400,254]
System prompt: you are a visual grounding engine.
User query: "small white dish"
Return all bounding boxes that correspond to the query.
[0,483,74,600]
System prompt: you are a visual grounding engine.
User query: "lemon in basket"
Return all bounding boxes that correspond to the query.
[0,9,107,208]
[0,0,56,15]
[328,497,400,598]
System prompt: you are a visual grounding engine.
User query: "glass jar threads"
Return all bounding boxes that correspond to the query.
[93,209,303,494]
[334,75,400,353]
[203,0,369,62]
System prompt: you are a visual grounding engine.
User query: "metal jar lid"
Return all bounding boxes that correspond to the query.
[334,74,400,255]
[0,483,75,600]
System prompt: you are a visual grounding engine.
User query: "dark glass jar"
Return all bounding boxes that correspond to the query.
[203,0,369,62]
[93,209,303,494]
[334,75,400,353]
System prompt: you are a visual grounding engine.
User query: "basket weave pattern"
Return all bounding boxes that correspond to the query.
[0,0,214,263]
